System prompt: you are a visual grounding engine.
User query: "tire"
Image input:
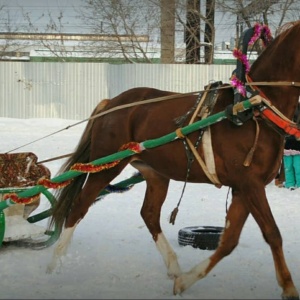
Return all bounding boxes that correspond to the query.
[178,226,224,250]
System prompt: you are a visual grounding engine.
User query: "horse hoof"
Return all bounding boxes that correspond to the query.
[167,266,181,279]
[281,288,299,299]
[46,260,57,274]
[173,276,185,295]
[168,272,181,280]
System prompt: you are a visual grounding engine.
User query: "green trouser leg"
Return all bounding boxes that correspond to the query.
[293,154,300,188]
[283,155,295,188]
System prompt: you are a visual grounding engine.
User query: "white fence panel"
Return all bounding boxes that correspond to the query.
[108,64,234,97]
[0,62,109,119]
[0,62,235,120]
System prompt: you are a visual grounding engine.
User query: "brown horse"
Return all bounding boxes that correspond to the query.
[47,22,300,299]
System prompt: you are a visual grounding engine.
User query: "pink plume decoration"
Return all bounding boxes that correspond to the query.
[230,75,246,97]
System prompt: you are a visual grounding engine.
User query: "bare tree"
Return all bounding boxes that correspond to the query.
[204,0,215,63]
[216,0,300,46]
[23,10,72,62]
[0,5,32,56]
[79,0,160,63]
[176,0,216,64]
[185,0,201,63]
[161,0,175,63]
[3,0,299,64]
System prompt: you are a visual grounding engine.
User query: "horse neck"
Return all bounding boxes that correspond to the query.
[249,23,300,119]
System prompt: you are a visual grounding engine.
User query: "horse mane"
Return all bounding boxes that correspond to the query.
[276,20,300,36]
[270,20,300,51]
[251,20,300,72]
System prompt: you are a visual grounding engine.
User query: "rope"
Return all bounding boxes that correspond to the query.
[3,96,296,208]
[246,81,300,88]
[37,153,73,164]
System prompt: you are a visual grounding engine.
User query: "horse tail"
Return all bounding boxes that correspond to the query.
[49,99,110,232]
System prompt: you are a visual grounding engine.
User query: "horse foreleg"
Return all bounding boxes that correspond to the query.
[155,232,181,278]
[174,189,249,294]
[135,162,181,278]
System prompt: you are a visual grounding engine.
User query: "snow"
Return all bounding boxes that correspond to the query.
[0,117,300,299]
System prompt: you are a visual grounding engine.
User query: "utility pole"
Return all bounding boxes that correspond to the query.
[161,0,175,63]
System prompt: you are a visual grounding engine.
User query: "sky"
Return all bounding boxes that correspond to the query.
[2,0,299,51]
[0,0,237,48]
[1,117,300,299]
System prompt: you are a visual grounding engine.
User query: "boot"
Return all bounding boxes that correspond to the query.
[283,155,296,189]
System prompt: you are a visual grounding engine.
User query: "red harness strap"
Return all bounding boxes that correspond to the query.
[260,108,300,139]
[247,74,300,139]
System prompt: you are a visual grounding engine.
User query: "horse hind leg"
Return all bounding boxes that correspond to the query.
[243,188,299,299]
[131,161,181,278]
[174,189,249,294]
[174,186,299,299]
[47,162,128,274]
[46,223,77,273]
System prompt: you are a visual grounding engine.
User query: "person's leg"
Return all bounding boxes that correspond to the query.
[275,158,285,187]
[293,154,300,188]
[283,155,296,189]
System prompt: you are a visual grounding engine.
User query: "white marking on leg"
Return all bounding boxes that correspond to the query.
[46,225,77,274]
[225,219,230,228]
[174,258,210,295]
[156,232,181,278]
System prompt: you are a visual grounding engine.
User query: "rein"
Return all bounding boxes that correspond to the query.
[6,80,300,163]
[246,81,300,88]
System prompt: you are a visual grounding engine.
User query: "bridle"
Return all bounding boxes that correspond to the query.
[245,75,300,138]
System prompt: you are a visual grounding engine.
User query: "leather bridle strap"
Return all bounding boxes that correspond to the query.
[246,74,300,138]
[246,81,300,88]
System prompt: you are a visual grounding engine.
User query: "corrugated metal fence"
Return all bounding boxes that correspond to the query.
[0,62,235,120]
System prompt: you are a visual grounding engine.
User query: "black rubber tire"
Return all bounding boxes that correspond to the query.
[178,226,224,250]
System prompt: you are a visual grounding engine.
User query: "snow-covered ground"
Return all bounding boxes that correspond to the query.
[0,117,299,299]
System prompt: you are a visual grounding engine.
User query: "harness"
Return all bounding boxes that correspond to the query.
[173,24,300,196]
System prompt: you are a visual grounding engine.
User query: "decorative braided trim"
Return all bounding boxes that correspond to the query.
[119,142,143,153]
[71,160,120,173]
[37,177,73,189]
[5,142,143,204]
[230,75,247,97]
[249,23,272,47]
[70,142,142,173]
[3,192,40,205]
[232,49,250,73]
[230,23,272,96]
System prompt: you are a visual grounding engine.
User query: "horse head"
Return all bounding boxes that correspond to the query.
[249,21,300,120]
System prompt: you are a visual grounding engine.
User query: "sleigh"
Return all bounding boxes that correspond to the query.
[0,152,145,249]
